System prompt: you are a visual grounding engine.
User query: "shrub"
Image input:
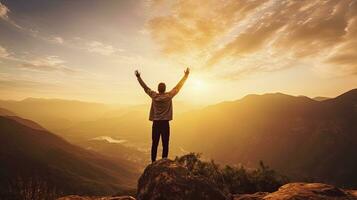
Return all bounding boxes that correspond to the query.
[175,153,288,194]
[4,176,61,200]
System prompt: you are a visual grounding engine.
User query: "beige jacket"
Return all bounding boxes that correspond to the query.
[137,74,188,121]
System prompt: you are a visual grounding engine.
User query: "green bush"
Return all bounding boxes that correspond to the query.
[175,153,288,194]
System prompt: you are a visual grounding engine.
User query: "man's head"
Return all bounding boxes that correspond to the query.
[158,82,166,93]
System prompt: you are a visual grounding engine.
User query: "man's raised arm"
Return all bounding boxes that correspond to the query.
[135,70,155,97]
[170,67,190,97]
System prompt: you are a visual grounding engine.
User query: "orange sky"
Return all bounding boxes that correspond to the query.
[0,0,356,105]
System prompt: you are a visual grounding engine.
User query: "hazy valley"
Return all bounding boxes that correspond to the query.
[1,89,357,194]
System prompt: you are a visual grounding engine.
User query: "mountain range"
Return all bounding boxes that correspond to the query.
[0,98,112,131]
[173,89,357,187]
[1,89,356,188]
[0,115,139,196]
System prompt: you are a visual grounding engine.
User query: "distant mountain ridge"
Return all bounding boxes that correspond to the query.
[172,89,357,187]
[1,89,356,188]
[0,107,16,116]
[2,115,46,131]
[313,96,330,101]
[14,90,355,188]
[0,116,139,196]
[0,98,112,131]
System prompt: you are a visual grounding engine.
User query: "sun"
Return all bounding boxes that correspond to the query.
[191,78,205,91]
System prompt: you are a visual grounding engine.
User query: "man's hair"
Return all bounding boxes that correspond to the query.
[158,82,166,93]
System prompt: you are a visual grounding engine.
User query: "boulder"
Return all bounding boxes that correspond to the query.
[233,183,357,200]
[233,192,269,200]
[57,195,136,200]
[58,161,357,200]
[136,159,230,200]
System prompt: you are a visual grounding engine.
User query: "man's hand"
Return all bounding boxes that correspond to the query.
[170,67,190,96]
[184,67,190,76]
[135,70,141,78]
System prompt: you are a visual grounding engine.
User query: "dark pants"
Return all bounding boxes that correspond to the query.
[151,120,170,162]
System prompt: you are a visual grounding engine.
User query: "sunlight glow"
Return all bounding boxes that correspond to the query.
[191,78,206,91]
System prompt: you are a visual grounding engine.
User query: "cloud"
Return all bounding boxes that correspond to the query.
[0,72,54,89]
[0,2,9,20]
[325,42,357,75]
[0,3,68,47]
[86,41,123,56]
[0,79,47,89]
[21,56,77,74]
[0,46,10,58]
[147,0,357,78]
[49,36,64,44]
[0,2,121,58]
[147,0,268,55]
[0,45,76,74]
[0,2,23,29]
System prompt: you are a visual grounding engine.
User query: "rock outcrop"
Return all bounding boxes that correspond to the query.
[136,159,230,200]
[234,183,357,200]
[57,195,135,200]
[59,159,357,200]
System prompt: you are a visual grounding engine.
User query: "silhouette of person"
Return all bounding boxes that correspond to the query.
[135,68,190,162]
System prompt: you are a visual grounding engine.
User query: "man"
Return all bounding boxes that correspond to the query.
[135,68,190,162]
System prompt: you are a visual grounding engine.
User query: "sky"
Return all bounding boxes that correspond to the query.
[0,0,356,105]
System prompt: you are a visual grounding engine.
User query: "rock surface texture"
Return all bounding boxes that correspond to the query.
[234,183,357,200]
[136,159,230,200]
[57,196,136,200]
